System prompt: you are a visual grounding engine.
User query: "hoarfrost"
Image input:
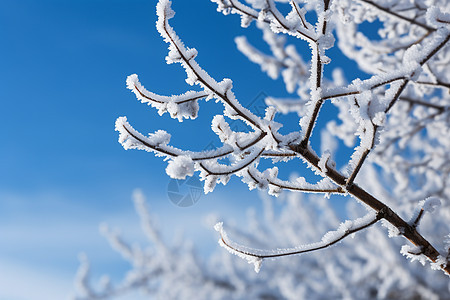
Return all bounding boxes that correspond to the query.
[409,197,441,226]
[401,245,427,266]
[166,156,195,179]
[215,222,263,273]
[110,0,450,284]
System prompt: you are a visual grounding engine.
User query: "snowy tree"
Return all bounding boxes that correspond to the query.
[73,190,449,299]
[74,0,450,298]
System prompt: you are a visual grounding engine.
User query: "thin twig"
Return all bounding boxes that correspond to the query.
[219,213,381,259]
[357,0,434,32]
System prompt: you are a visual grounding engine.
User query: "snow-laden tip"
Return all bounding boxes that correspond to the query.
[126,74,139,90]
[215,222,263,273]
[409,197,441,226]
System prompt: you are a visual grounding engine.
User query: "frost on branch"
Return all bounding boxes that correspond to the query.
[74,191,450,299]
[216,211,379,273]
[115,0,450,278]
[126,74,205,121]
[215,222,263,273]
[401,245,428,266]
[117,0,347,197]
[234,21,309,94]
[166,155,195,179]
[409,197,441,228]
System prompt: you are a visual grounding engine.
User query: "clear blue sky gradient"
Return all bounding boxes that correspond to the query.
[0,1,369,298]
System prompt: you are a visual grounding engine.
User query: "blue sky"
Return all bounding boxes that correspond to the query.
[0,1,365,299]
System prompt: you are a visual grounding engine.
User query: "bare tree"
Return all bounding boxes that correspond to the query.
[75,0,450,297]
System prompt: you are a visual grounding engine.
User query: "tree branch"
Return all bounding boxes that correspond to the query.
[289,142,450,275]
[356,0,435,32]
[216,212,381,262]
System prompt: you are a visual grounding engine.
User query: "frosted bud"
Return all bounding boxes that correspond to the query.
[126,74,139,90]
[185,69,198,86]
[218,78,233,95]
[157,0,175,19]
[224,105,238,118]
[320,55,331,64]
[214,221,224,233]
[268,185,281,197]
[258,10,267,22]
[167,101,179,117]
[166,49,182,64]
[179,100,199,120]
[253,258,262,273]
[204,175,218,194]
[264,106,277,121]
[212,115,232,142]
[318,150,331,174]
[358,90,372,104]
[218,175,231,185]
[166,156,195,179]
[115,116,129,144]
[185,48,198,61]
[241,14,253,28]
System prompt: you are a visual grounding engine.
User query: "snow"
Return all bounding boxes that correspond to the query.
[126,74,204,121]
[149,130,171,146]
[318,150,331,174]
[322,212,377,244]
[165,156,195,179]
[112,0,450,285]
[426,6,450,28]
[409,197,441,226]
[400,245,427,266]
[214,211,378,273]
[203,174,218,194]
[430,256,448,273]
[211,115,233,144]
[372,111,386,126]
[381,219,401,238]
[215,222,263,273]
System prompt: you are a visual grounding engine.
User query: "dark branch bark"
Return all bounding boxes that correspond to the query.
[219,213,380,259]
[289,142,450,275]
[357,0,434,32]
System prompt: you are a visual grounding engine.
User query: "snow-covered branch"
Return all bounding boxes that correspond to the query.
[73,191,450,299]
[215,211,380,273]
[112,0,450,279]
